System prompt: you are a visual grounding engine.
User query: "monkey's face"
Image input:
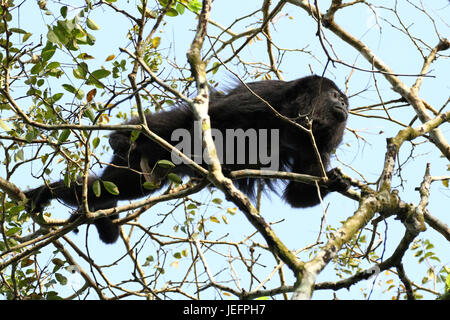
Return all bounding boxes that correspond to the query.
[327,88,348,122]
[308,87,348,124]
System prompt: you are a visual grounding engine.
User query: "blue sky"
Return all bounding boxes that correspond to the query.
[4,0,449,299]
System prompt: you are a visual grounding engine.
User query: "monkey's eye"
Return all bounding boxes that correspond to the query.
[330,90,341,100]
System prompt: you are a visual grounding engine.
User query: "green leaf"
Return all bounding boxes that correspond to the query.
[52,92,64,102]
[186,203,197,210]
[73,62,89,79]
[86,69,111,87]
[166,8,178,17]
[103,181,119,195]
[143,255,154,266]
[62,84,84,99]
[42,42,57,61]
[63,172,71,188]
[0,119,11,131]
[130,130,140,142]
[23,32,32,42]
[83,107,95,122]
[222,215,228,224]
[86,18,100,30]
[93,180,101,197]
[6,227,21,236]
[157,159,175,169]
[143,181,159,190]
[47,29,59,44]
[209,216,220,224]
[9,27,28,34]
[15,149,24,162]
[55,273,68,285]
[25,130,36,143]
[58,129,70,143]
[176,3,185,15]
[46,61,60,70]
[62,83,76,94]
[60,6,68,18]
[187,0,202,13]
[30,62,44,75]
[91,68,110,79]
[212,62,220,74]
[92,137,100,149]
[168,173,182,184]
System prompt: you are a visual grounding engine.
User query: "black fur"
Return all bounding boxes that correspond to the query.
[25,75,350,244]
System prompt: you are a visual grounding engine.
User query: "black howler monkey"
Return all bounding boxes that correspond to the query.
[25,75,350,244]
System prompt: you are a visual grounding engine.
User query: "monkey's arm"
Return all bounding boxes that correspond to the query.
[283,158,349,208]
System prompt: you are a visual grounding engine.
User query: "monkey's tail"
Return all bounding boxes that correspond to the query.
[93,215,120,244]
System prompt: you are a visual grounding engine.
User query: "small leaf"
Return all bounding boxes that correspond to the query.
[157,159,175,169]
[83,107,95,122]
[60,6,68,18]
[46,61,60,70]
[64,172,71,188]
[90,69,110,79]
[9,27,28,34]
[143,255,154,266]
[6,227,21,236]
[92,137,100,149]
[168,173,182,184]
[52,92,64,102]
[151,37,161,49]
[23,33,32,42]
[443,179,449,188]
[93,180,101,197]
[47,29,58,44]
[212,62,220,74]
[209,216,220,224]
[143,181,159,190]
[130,130,140,142]
[55,273,68,285]
[222,215,228,224]
[52,258,65,267]
[77,53,95,60]
[166,8,178,17]
[58,129,70,143]
[86,88,97,102]
[86,18,100,30]
[62,83,76,94]
[105,54,115,61]
[42,42,57,61]
[176,3,185,15]
[0,119,11,131]
[103,181,119,195]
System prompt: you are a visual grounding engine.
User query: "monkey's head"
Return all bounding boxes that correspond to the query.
[286,76,349,125]
[318,84,349,123]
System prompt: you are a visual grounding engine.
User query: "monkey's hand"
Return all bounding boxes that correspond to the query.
[109,131,135,157]
[24,186,51,214]
[325,168,350,193]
